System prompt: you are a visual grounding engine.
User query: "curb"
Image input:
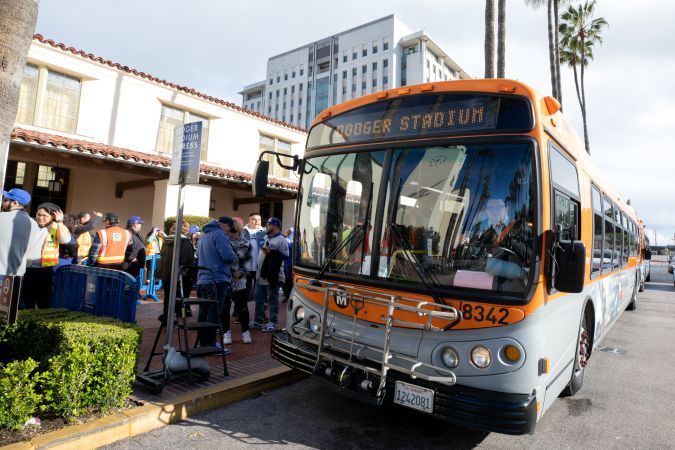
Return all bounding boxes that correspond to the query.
[2,366,306,450]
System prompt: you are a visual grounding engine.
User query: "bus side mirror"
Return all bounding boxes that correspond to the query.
[556,240,586,293]
[252,160,269,198]
[644,248,652,260]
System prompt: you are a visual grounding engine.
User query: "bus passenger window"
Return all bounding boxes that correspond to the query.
[591,186,603,276]
[621,213,629,266]
[550,146,580,238]
[603,196,615,271]
[554,191,579,240]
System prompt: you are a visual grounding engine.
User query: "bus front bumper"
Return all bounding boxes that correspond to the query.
[271,329,537,435]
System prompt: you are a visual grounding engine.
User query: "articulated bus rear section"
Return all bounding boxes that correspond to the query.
[254,79,646,435]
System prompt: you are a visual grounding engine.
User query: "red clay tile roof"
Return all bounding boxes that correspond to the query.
[32,34,308,135]
[11,127,298,192]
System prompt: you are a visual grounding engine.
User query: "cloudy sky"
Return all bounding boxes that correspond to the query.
[36,0,675,243]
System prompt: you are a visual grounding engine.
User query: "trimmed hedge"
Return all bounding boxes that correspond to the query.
[164,215,213,234]
[0,309,143,425]
[0,359,43,429]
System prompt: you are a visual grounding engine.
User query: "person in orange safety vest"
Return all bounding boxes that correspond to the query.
[87,212,132,270]
[75,210,102,261]
[21,202,72,309]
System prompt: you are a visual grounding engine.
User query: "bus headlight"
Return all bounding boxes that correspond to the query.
[294,306,305,321]
[504,345,521,362]
[471,345,492,368]
[441,347,459,368]
[307,316,321,333]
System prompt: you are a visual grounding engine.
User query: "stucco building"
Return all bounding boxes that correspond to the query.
[4,34,307,229]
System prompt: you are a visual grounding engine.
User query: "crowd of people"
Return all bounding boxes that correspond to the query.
[0,187,294,355]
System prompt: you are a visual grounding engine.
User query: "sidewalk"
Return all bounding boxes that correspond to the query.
[2,292,302,449]
[132,292,288,403]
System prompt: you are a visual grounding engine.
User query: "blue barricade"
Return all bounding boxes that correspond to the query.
[52,265,139,323]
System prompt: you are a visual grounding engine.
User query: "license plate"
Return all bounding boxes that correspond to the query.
[393,381,434,413]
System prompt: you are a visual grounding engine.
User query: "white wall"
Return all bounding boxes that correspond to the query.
[19,39,307,229]
[68,164,155,227]
[26,41,307,182]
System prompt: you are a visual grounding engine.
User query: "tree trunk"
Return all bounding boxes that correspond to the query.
[553,0,563,110]
[580,34,590,153]
[0,0,39,194]
[571,62,582,110]
[497,0,506,78]
[484,0,495,78]
[546,0,557,99]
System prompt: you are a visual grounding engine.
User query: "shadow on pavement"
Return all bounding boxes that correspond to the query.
[167,379,491,449]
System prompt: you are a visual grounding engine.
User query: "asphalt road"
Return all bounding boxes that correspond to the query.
[106,266,675,449]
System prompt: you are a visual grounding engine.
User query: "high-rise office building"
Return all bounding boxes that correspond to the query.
[240,15,471,129]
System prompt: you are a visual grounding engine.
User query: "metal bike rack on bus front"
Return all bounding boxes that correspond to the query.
[291,276,460,400]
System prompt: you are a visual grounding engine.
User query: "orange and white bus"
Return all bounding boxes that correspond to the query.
[254,79,649,434]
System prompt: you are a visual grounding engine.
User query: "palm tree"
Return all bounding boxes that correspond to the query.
[559,0,608,153]
[497,0,506,78]
[485,0,495,78]
[0,0,39,193]
[524,0,570,106]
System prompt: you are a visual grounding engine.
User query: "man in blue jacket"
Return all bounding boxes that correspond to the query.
[196,216,237,350]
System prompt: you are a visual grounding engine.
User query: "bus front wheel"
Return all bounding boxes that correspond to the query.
[561,311,591,397]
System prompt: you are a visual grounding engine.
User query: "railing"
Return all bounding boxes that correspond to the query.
[139,254,162,301]
[52,265,139,323]
[293,276,460,396]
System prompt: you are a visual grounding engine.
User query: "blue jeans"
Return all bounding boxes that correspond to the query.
[196,282,230,346]
[254,283,279,324]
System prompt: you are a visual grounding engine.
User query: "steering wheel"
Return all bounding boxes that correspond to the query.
[493,246,517,257]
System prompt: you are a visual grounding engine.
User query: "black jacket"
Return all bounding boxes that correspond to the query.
[156,234,195,282]
[123,229,146,277]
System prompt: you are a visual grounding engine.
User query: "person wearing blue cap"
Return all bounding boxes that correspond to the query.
[123,216,146,277]
[0,188,45,276]
[250,217,288,333]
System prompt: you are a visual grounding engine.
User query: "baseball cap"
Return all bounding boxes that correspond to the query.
[217,216,235,228]
[2,188,31,205]
[188,225,200,234]
[127,215,144,226]
[266,217,282,228]
[233,216,244,226]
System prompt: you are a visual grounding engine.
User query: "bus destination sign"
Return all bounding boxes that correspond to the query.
[307,94,532,149]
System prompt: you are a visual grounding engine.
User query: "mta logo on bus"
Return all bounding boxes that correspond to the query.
[334,291,350,309]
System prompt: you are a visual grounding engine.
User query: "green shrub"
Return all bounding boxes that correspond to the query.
[164,215,213,234]
[7,309,143,419]
[0,358,43,429]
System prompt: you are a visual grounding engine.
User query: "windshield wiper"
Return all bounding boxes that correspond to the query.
[314,220,368,281]
[388,222,461,329]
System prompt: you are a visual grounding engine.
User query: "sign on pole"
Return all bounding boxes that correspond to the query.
[0,275,21,325]
[164,122,203,374]
[169,122,202,186]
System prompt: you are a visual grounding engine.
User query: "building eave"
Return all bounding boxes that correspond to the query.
[10,126,298,193]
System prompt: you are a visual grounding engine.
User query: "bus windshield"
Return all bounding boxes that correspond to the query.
[296,142,536,296]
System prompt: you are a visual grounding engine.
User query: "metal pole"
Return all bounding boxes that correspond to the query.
[164,184,185,377]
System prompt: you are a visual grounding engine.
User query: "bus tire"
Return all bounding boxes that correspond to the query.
[626,277,638,310]
[638,273,645,292]
[561,308,591,397]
